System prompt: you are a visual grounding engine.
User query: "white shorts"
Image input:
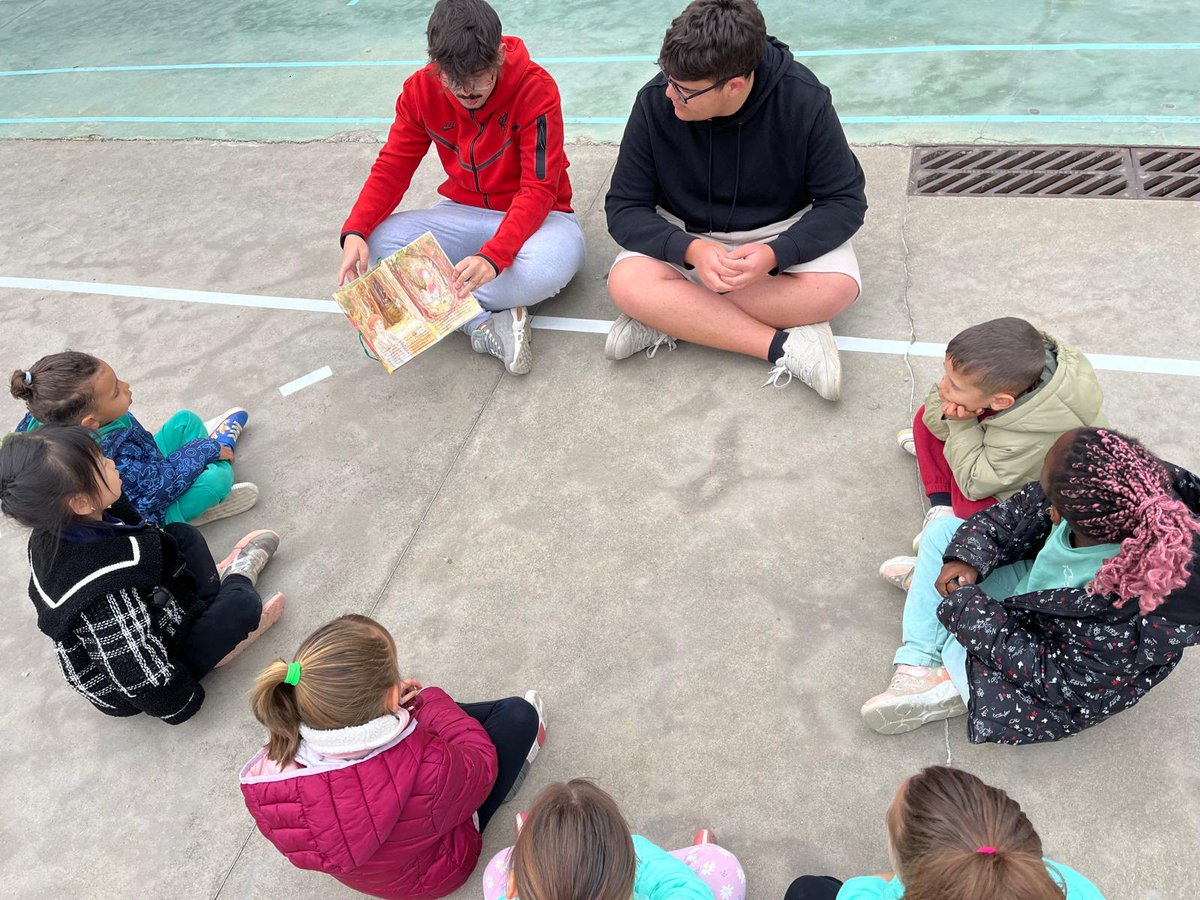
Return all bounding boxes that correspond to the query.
[610,207,862,297]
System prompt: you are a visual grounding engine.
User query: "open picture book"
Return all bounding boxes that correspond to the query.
[333,232,483,374]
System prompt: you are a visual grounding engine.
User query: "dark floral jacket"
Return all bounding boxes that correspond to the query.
[937,467,1200,745]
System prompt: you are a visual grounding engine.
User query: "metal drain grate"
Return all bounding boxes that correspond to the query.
[909,146,1200,201]
[1135,148,1200,200]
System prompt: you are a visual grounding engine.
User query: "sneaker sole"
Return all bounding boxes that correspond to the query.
[214,592,285,668]
[215,527,278,576]
[507,310,533,375]
[810,327,842,401]
[205,407,247,437]
[861,683,967,735]
[189,483,260,528]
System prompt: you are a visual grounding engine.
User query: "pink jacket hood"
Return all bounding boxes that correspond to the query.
[239,687,498,900]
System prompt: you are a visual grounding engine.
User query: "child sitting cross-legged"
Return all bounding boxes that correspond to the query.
[785,765,1102,899]
[0,427,284,725]
[881,318,1105,591]
[483,778,745,900]
[240,614,547,900]
[12,351,255,527]
[863,426,1200,744]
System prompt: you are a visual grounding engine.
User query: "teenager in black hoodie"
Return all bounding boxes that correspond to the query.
[604,0,867,401]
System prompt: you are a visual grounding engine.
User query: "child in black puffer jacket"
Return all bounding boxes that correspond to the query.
[1,426,286,724]
[863,426,1200,744]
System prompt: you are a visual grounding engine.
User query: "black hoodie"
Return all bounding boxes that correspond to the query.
[605,38,867,271]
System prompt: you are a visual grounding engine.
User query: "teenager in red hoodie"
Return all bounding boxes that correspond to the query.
[338,0,585,377]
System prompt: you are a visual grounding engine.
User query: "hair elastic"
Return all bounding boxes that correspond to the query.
[284,661,302,686]
[23,371,33,385]
[976,846,997,854]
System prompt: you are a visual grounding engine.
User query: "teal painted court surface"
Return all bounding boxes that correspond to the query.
[1,0,1199,145]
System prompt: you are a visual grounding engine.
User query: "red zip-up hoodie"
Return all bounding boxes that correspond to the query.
[341,36,573,273]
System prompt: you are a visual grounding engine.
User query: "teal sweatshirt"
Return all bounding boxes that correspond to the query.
[836,858,1103,898]
[1018,520,1121,594]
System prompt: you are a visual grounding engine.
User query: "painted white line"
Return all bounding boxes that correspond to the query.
[0,275,341,314]
[531,315,612,334]
[279,366,333,397]
[4,276,1200,378]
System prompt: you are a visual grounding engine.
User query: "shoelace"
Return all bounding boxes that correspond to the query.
[761,362,792,388]
[645,335,677,359]
[477,325,504,359]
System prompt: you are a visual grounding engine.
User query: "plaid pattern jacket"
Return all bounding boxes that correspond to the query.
[53,586,203,724]
[28,505,204,724]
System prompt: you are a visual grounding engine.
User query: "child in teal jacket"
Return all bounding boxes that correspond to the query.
[481,779,744,900]
[785,766,1102,900]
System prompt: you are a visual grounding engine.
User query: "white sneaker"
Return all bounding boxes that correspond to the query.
[896,427,916,456]
[604,313,676,361]
[502,690,547,803]
[879,555,917,591]
[762,321,841,401]
[189,482,259,527]
[861,665,967,735]
[913,505,955,552]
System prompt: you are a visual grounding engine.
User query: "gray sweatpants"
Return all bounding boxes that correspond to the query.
[367,200,586,330]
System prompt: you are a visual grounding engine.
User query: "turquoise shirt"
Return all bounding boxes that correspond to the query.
[502,836,714,900]
[837,859,1103,898]
[1018,519,1121,594]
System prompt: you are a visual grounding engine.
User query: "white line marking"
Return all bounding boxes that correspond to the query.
[4,276,1200,378]
[279,366,333,396]
[531,315,612,334]
[0,275,340,314]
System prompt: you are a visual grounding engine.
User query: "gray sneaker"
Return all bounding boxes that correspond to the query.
[216,529,280,586]
[604,313,677,361]
[189,482,259,527]
[471,307,532,375]
[762,321,842,401]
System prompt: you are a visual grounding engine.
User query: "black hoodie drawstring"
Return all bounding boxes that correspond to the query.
[706,122,714,234]
[725,123,743,233]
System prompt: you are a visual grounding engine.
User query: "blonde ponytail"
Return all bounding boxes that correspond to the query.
[250,659,304,764]
[248,614,402,764]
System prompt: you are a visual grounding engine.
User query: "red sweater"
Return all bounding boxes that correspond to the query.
[342,36,574,273]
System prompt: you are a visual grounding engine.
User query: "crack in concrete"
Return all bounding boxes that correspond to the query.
[212,825,257,899]
[0,0,49,32]
[897,186,926,511]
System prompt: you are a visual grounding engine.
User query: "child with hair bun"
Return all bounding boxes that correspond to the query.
[0,426,283,724]
[785,766,1102,899]
[863,426,1200,743]
[11,350,256,526]
[483,778,745,900]
[240,614,546,900]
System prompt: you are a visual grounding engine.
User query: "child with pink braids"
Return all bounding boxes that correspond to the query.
[862,426,1200,744]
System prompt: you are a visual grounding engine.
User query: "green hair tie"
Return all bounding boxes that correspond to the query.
[284,661,302,686]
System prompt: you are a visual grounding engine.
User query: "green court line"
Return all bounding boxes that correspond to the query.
[2,43,1199,78]
[2,115,1199,126]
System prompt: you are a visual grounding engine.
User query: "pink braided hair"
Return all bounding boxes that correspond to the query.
[1049,428,1200,615]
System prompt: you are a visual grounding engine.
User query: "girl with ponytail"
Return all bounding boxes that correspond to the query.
[785,766,1103,900]
[862,426,1200,744]
[240,614,547,900]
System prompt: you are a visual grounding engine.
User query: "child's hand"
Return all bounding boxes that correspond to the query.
[218,446,235,463]
[453,256,497,298]
[941,399,983,420]
[398,678,423,708]
[936,561,979,597]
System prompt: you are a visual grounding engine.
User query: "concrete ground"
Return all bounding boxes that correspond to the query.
[1,140,1199,900]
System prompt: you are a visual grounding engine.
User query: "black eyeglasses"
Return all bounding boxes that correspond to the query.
[660,67,730,105]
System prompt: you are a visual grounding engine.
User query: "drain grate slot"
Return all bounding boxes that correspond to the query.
[909,145,1200,201]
